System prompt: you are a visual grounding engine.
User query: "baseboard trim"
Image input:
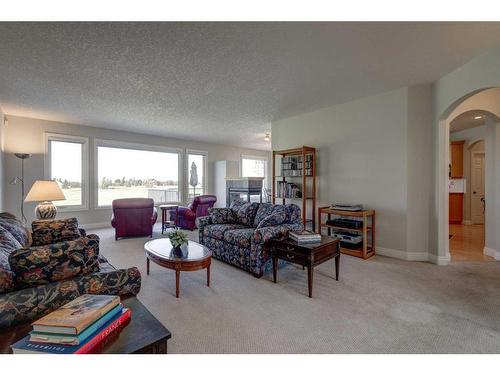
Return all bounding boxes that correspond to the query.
[484,247,500,260]
[82,222,111,230]
[376,247,430,262]
[428,252,451,266]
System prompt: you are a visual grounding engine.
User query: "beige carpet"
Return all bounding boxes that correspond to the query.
[95,224,500,353]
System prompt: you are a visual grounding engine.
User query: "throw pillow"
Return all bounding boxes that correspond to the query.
[209,208,236,224]
[256,205,287,228]
[31,218,81,246]
[231,202,259,226]
[0,246,15,294]
[9,234,100,289]
[0,216,32,248]
[253,203,274,227]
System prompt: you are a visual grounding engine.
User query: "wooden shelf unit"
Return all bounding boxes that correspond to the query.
[273,146,316,231]
[318,207,375,259]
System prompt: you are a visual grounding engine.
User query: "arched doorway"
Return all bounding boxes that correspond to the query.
[437,88,500,262]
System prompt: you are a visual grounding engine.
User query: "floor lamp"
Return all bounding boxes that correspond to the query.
[10,153,32,222]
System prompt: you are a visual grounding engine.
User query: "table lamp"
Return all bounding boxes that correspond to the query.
[24,180,66,219]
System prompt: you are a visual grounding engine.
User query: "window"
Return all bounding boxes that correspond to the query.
[241,155,268,183]
[95,140,182,207]
[45,133,88,210]
[241,155,269,202]
[187,150,207,201]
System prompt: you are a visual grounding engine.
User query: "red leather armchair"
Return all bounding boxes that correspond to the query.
[111,198,158,240]
[170,195,217,230]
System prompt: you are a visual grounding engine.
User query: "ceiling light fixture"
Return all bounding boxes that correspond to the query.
[474,115,483,120]
[264,133,271,142]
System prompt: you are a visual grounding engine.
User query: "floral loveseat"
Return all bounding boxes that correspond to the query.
[0,213,141,329]
[197,201,303,277]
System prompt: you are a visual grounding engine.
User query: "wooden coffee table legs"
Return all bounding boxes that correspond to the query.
[207,264,211,287]
[175,269,180,298]
[174,265,211,298]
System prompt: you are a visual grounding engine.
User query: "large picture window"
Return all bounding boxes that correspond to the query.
[96,140,182,207]
[187,150,207,201]
[45,133,88,210]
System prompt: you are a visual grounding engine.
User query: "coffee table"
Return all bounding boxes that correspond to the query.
[0,297,172,354]
[144,239,212,298]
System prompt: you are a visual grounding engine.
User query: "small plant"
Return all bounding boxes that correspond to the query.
[168,230,188,248]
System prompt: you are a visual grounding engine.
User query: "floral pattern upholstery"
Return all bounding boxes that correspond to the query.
[0,214,31,248]
[256,205,287,229]
[0,213,142,329]
[9,234,100,289]
[231,201,259,226]
[202,223,247,240]
[0,267,141,329]
[209,207,236,224]
[31,218,81,246]
[199,203,303,277]
[223,228,255,248]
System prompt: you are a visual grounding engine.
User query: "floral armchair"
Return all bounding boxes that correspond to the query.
[197,201,303,277]
[0,214,141,329]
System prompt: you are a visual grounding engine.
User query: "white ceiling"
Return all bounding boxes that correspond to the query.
[1,22,500,150]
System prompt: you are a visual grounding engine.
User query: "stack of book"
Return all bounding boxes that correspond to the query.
[11,294,131,354]
[289,230,322,244]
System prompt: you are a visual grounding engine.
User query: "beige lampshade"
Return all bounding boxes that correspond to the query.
[25,180,66,202]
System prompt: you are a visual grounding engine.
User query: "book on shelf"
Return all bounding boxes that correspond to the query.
[276,181,302,199]
[29,304,123,345]
[289,230,321,243]
[11,308,131,354]
[32,294,120,335]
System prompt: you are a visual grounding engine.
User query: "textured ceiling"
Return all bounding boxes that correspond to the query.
[2,22,500,150]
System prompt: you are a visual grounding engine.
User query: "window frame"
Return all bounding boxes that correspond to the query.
[44,133,89,212]
[240,154,269,188]
[186,149,208,201]
[94,139,183,209]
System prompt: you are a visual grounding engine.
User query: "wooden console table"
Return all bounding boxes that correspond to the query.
[318,207,375,259]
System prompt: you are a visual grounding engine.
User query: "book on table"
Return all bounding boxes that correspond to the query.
[289,230,321,243]
[11,308,131,354]
[29,304,123,345]
[32,294,120,335]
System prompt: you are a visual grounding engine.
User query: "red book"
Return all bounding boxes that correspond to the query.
[76,308,131,354]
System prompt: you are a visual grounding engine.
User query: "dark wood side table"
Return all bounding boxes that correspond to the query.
[0,297,172,354]
[160,204,179,234]
[267,236,340,298]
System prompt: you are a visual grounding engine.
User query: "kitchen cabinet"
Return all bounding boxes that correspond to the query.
[450,141,465,178]
[449,193,464,224]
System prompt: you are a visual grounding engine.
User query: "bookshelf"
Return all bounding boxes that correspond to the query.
[272,146,316,231]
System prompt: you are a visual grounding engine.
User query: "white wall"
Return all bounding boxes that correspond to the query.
[3,115,271,225]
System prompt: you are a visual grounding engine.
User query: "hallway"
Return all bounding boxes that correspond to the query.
[449,224,492,261]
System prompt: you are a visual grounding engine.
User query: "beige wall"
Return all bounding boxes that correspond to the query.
[433,46,500,261]
[3,115,271,225]
[272,85,434,257]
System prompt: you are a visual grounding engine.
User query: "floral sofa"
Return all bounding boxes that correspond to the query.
[197,201,303,277]
[0,213,141,329]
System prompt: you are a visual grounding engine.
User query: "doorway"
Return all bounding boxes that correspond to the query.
[446,105,496,262]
